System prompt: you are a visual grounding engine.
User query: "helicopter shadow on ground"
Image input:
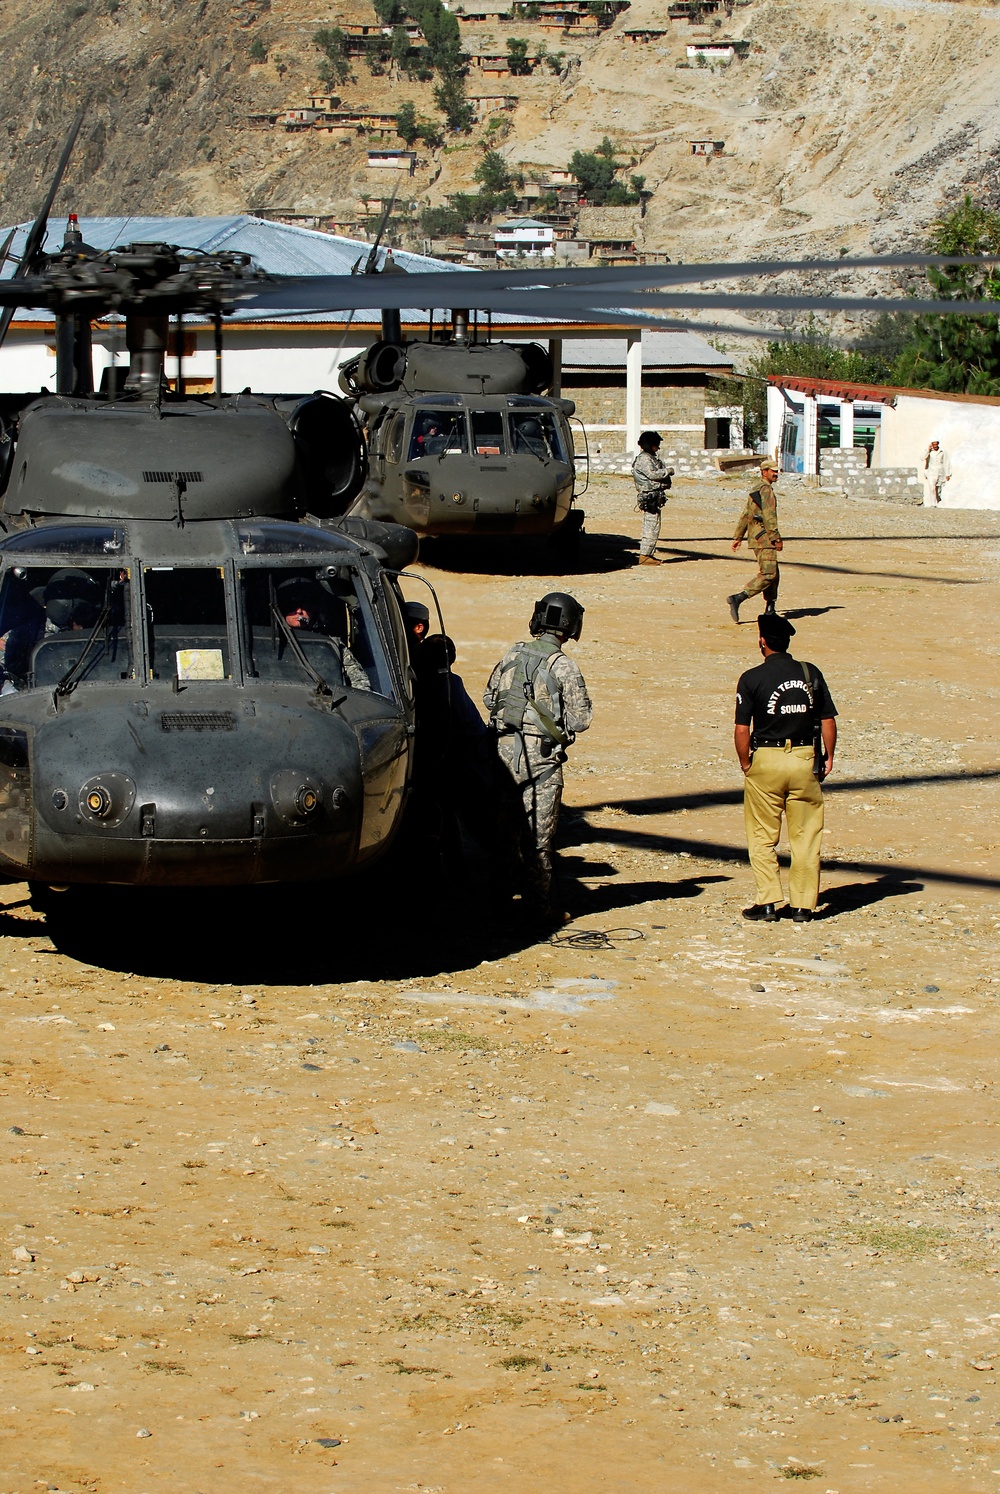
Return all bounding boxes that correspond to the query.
[41,863,553,986]
[0,895,42,939]
[419,530,638,579]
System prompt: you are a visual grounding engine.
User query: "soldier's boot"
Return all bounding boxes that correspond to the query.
[763,600,777,615]
[726,591,746,623]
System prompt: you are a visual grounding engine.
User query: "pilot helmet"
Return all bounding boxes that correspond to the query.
[529,591,584,641]
[39,568,102,630]
[276,576,321,619]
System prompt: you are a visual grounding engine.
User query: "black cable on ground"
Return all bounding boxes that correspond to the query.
[548,926,645,950]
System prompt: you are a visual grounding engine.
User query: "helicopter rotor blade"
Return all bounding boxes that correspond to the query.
[15,109,86,278]
[360,180,401,277]
[0,109,86,355]
[238,251,1000,314]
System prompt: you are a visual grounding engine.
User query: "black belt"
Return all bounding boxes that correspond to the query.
[754,738,811,748]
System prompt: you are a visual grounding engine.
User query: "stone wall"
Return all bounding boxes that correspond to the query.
[819,450,922,504]
[562,374,711,441]
[577,443,734,478]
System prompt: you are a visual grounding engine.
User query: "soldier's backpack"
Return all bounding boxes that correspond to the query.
[489,638,568,747]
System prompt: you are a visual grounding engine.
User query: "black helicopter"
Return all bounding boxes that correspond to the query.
[1,117,993,899]
[338,300,584,542]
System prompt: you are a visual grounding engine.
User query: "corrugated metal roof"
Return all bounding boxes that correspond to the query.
[563,331,732,369]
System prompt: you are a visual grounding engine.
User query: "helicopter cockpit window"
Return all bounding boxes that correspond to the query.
[408,411,468,459]
[0,525,126,558]
[385,413,406,465]
[0,564,131,693]
[509,411,565,461]
[471,410,505,457]
[143,567,230,682]
[239,567,383,695]
[237,523,353,557]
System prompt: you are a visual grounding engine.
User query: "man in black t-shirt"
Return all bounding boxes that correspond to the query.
[733,613,838,923]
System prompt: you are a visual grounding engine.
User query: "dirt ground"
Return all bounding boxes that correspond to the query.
[3,474,1000,1494]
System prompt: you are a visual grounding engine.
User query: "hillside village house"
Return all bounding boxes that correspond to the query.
[494,218,556,259]
[767,375,1000,508]
[0,215,733,457]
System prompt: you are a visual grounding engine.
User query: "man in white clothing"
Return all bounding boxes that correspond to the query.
[923,440,951,506]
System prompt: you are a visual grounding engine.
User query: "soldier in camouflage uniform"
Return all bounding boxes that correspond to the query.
[632,430,674,566]
[484,592,592,918]
[727,458,784,622]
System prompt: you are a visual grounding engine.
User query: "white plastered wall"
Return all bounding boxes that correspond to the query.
[0,324,368,396]
[878,395,1000,509]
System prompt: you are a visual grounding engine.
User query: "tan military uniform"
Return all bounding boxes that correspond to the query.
[743,746,824,908]
[734,479,781,603]
[484,637,592,907]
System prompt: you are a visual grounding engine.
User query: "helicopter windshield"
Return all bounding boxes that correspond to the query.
[239,567,388,696]
[0,564,131,693]
[408,411,468,459]
[471,410,505,456]
[509,410,565,460]
[144,567,230,682]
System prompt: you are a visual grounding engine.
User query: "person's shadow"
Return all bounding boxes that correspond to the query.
[569,872,731,917]
[814,877,923,919]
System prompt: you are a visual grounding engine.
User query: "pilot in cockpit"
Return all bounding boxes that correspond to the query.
[275,577,371,692]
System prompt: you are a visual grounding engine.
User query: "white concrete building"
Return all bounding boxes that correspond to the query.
[494,219,556,260]
[766,375,1000,509]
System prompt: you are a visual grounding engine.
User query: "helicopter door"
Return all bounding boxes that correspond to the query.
[287,394,368,519]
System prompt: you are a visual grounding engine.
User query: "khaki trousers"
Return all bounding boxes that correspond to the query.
[743,744,824,909]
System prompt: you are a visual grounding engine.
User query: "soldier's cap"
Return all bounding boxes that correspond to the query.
[758,612,795,647]
[403,601,430,627]
[759,457,778,472]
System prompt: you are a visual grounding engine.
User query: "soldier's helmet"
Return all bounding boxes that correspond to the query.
[530,591,584,641]
[637,430,662,451]
[40,568,102,630]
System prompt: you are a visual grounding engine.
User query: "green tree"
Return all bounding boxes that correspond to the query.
[420,204,466,236]
[248,35,268,63]
[313,26,352,86]
[434,74,475,132]
[363,33,393,73]
[890,196,1000,394]
[397,99,419,145]
[474,149,514,194]
[506,37,532,74]
[569,138,623,204]
[374,0,408,22]
[417,116,444,148]
[411,0,463,71]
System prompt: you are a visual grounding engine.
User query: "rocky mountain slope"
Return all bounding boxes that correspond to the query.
[2,0,999,316]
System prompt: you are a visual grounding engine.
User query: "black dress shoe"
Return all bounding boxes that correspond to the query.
[742,903,778,922]
[790,907,813,923]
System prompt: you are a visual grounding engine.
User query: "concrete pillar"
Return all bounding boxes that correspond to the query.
[766,383,786,463]
[625,333,643,454]
[802,393,819,476]
[839,399,854,450]
[548,337,562,397]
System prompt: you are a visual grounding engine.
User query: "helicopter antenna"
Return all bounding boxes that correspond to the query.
[0,109,85,354]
